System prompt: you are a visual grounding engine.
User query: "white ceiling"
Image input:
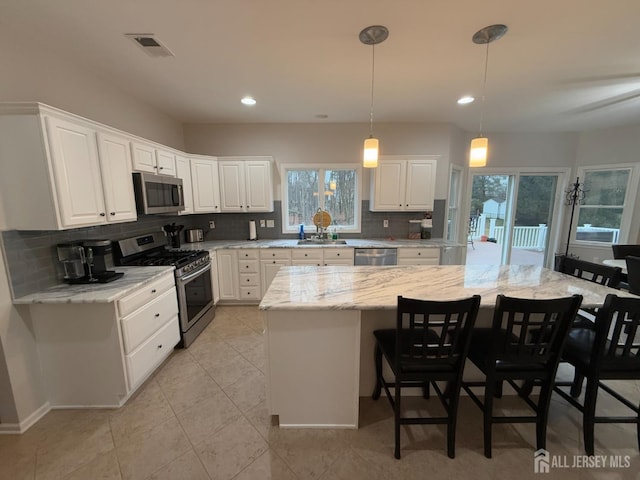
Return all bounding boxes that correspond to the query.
[3,0,640,132]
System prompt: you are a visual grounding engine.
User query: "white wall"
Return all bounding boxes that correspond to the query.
[0,40,185,430]
[0,36,184,150]
[183,122,455,200]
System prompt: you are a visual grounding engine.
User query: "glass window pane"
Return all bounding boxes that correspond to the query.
[582,170,629,206]
[287,170,318,229]
[324,169,357,227]
[576,207,623,243]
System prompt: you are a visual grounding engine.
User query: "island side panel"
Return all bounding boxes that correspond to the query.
[264,310,361,428]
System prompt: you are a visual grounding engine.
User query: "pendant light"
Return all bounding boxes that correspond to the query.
[359,25,388,168]
[469,24,507,168]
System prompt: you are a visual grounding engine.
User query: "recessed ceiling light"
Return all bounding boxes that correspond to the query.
[457,96,475,105]
[241,97,256,106]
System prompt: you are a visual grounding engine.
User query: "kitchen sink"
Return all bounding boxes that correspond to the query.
[297,239,348,245]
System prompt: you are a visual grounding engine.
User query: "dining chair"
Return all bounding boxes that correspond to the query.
[611,244,640,260]
[372,294,481,459]
[462,294,583,458]
[553,294,640,456]
[625,255,640,295]
[557,255,622,327]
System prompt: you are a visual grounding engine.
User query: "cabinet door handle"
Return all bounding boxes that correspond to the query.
[151,289,157,293]
[110,212,116,216]
[99,212,106,217]
[157,344,163,349]
[159,166,164,170]
[155,313,160,317]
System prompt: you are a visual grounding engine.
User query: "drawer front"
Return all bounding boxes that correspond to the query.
[397,248,440,260]
[121,288,178,354]
[323,248,354,261]
[238,259,259,273]
[260,249,291,261]
[239,286,261,300]
[324,259,355,266]
[238,249,259,260]
[291,249,323,261]
[239,273,260,286]
[397,257,440,266]
[292,260,323,266]
[118,273,175,317]
[126,317,180,389]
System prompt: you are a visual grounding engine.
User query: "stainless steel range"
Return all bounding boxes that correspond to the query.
[114,231,215,348]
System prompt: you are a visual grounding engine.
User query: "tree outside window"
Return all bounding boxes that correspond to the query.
[283,165,360,233]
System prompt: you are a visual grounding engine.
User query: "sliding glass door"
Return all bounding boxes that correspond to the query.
[466,172,562,266]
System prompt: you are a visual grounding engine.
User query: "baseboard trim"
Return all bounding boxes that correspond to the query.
[0,402,50,434]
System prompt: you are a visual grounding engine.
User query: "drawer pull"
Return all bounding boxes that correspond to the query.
[418,252,421,256]
[337,253,340,256]
[151,289,157,293]
[157,344,163,349]
[155,313,160,317]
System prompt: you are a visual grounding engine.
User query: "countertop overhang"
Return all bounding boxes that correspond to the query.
[259,264,636,311]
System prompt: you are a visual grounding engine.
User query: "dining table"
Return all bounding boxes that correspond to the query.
[259,264,636,428]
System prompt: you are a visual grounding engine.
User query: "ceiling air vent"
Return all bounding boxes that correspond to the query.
[125,34,174,58]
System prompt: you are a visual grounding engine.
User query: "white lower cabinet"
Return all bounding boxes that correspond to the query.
[397,247,440,265]
[323,248,355,266]
[291,249,323,266]
[28,271,179,407]
[217,249,239,300]
[238,249,261,301]
[260,249,291,297]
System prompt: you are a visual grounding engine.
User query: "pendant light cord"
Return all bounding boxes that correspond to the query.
[478,41,490,137]
[369,41,376,137]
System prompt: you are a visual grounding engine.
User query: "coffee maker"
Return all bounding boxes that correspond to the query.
[163,223,184,248]
[57,240,124,284]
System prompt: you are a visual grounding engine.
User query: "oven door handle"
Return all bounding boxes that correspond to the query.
[177,262,211,283]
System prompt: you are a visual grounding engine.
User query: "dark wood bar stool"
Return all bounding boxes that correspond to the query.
[553,294,640,456]
[372,295,481,459]
[611,244,640,260]
[625,256,640,295]
[462,294,583,458]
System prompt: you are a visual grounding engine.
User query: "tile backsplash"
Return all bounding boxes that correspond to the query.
[1,200,445,298]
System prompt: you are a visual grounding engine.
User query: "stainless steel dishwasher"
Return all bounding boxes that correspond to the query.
[354,248,397,265]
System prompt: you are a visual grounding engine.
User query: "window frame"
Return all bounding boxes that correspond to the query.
[572,163,639,247]
[280,163,362,234]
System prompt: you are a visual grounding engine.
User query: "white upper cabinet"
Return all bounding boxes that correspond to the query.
[370,156,438,211]
[175,154,194,215]
[96,131,138,223]
[190,155,221,213]
[131,141,177,177]
[46,115,107,227]
[0,104,140,230]
[218,157,274,212]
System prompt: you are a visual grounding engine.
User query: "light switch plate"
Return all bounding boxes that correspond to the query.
[260,220,266,227]
[266,219,275,228]
[209,221,215,228]
[383,220,389,228]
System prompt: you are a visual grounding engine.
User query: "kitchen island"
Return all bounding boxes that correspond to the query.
[259,264,635,429]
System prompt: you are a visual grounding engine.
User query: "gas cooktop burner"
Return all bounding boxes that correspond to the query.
[114,232,210,277]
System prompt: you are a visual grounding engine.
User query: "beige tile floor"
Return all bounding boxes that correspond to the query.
[1,305,639,480]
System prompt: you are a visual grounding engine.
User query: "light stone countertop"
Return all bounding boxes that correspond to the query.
[259,264,637,311]
[181,238,463,251]
[13,266,175,305]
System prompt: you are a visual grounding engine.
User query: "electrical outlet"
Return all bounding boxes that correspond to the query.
[209,221,215,229]
[266,219,275,228]
[260,220,266,228]
[383,219,389,228]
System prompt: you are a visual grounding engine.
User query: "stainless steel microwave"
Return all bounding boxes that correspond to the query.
[132,172,185,214]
